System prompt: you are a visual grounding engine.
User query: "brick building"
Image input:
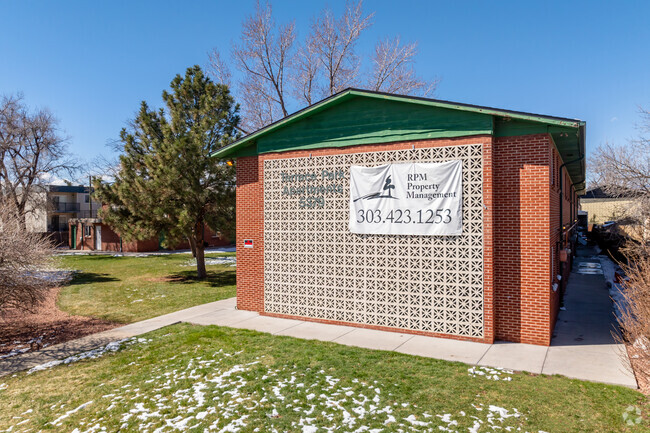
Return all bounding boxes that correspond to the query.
[24,184,102,246]
[214,89,585,346]
[579,187,639,225]
[68,215,230,252]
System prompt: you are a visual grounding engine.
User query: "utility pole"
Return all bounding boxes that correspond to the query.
[89,175,93,218]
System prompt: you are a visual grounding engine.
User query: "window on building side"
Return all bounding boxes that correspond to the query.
[84,225,92,237]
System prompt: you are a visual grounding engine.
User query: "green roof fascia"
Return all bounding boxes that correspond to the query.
[548,123,587,195]
[259,130,487,154]
[211,91,356,159]
[255,96,492,154]
[228,142,258,158]
[211,88,584,159]
[350,90,582,129]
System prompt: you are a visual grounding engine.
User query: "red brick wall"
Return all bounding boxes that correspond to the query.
[236,156,265,312]
[482,139,495,344]
[69,221,97,250]
[69,222,229,252]
[235,136,496,343]
[173,225,231,250]
[100,223,121,251]
[493,134,554,345]
[549,144,561,334]
[548,142,579,330]
[100,224,161,252]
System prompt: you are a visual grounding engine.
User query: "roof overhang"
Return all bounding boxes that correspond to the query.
[212,88,586,192]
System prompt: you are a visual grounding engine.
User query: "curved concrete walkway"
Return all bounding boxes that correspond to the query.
[1,267,637,388]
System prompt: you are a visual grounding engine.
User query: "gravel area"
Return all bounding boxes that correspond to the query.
[0,287,118,359]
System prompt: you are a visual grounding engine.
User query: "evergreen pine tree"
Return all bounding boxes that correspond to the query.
[95,66,239,278]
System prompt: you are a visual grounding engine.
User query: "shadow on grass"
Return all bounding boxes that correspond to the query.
[71,255,123,260]
[165,269,236,287]
[68,272,120,285]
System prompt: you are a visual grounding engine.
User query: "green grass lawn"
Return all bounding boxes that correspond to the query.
[0,324,646,432]
[56,252,236,323]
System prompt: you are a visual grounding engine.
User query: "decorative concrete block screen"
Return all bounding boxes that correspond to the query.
[263,144,484,338]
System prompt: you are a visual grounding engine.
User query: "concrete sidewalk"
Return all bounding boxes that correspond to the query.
[185,252,637,388]
[187,285,636,388]
[543,254,633,386]
[1,266,638,388]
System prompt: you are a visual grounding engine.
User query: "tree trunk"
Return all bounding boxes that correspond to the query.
[195,221,207,279]
[188,235,197,258]
[196,242,206,279]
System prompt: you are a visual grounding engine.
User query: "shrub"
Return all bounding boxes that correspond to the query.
[0,201,57,314]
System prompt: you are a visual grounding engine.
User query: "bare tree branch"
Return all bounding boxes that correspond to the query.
[368,37,438,97]
[590,107,650,251]
[590,110,650,197]
[206,48,233,88]
[231,0,295,129]
[292,36,320,106]
[0,94,78,229]
[311,0,373,97]
[206,0,438,132]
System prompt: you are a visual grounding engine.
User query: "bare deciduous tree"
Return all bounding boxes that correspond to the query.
[617,249,650,379]
[369,37,438,97]
[206,48,233,89]
[591,107,650,381]
[0,94,76,229]
[591,108,650,249]
[0,201,58,314]
[208,0,438,131]
[590,109,650,196]
[292,37,320,106]
[310,0,373,97]
[227,1,295,131]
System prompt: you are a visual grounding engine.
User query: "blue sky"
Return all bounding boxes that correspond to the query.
[1,0,648,171]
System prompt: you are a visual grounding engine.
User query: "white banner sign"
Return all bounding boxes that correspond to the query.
[349,160,463,236]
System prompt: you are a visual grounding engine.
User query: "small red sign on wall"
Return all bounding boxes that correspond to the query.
[244,239,254,248]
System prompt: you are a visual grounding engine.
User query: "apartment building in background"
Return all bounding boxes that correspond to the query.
[26,184,101,246]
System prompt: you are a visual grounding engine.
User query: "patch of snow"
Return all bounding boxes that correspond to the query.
[27,337,148,374]
[599,255,630,322]
[0,347,31,359]
[182,257,236,267]
[468,366,513,381]
[8,348,546,433]
[50,401,93,426]
[598,255,617,285]
[404,414,429,426]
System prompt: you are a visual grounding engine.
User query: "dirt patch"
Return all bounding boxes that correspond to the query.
[0,287,118,359]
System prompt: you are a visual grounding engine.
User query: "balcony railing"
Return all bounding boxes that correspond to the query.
[51,202,80,212]
[76,210,98,219]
